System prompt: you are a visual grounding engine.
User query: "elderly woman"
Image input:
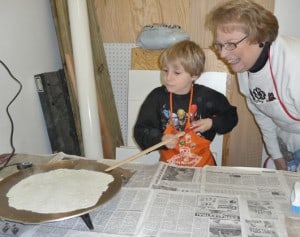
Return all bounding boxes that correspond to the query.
[206,0,300,171]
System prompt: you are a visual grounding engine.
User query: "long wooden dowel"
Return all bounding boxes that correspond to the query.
[105,131,185,172]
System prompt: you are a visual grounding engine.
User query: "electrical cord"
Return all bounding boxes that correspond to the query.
[0,60,23,170]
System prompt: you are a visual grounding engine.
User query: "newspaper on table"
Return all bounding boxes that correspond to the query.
[1,156,300,237]
[139,163,295,237]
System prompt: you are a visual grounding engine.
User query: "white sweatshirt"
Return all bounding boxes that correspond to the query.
[238,35,300,159]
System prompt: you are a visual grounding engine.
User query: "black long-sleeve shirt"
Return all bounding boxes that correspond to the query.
[134,84,238,150]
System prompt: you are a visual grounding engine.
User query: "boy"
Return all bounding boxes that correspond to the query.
[134,40,238,167]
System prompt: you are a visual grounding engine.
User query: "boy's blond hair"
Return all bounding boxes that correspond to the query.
[159,40,205,77]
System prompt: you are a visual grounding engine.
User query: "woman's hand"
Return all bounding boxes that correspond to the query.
[162,134,180,149]
[273,157,287,170]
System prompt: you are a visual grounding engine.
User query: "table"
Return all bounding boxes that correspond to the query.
[0,153,300,237]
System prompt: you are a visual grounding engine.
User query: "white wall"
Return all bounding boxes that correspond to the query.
[0,0,62,154]
[274,0,300,37]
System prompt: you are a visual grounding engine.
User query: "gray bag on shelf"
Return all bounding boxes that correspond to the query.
[136,24,190,50]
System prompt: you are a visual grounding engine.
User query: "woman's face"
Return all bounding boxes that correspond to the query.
[214,29,263,73]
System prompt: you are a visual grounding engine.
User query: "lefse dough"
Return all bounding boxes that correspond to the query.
[6,169,114,214]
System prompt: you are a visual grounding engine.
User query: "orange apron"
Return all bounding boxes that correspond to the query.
[160,87,216,167]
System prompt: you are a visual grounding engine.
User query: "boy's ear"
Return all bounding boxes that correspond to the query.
[191,75,198,81]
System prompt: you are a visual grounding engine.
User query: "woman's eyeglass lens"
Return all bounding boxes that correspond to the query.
[212,35,248,51]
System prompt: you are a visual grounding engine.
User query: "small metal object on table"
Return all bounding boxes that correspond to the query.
[81,213,94,230]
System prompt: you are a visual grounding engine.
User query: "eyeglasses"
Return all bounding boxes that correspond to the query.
[212,35,248,52]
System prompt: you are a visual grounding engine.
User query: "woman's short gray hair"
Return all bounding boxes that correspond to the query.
[206,0,278,44]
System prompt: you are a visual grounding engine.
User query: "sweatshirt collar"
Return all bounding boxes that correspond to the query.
[249,42,271,73]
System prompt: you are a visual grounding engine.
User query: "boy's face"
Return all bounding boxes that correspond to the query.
[161,60,198,95]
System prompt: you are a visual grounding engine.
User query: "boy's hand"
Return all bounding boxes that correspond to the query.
[162,134,180,149]
[192,118,213,133]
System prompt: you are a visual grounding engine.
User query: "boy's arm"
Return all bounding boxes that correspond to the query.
[133,91,163,150]
[209,91,238,134]
[211,104,238,134]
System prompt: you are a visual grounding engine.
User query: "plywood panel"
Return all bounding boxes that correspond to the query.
[228,77,264,167]
[131,48,162,70]
[95,0,189,43]
[95,0,274,48]
[188,0,222,47]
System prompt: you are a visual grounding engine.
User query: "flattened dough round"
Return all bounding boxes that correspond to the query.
[6,169,114,214]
